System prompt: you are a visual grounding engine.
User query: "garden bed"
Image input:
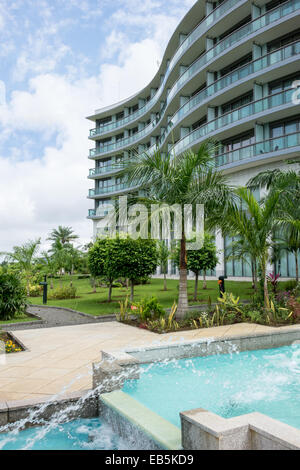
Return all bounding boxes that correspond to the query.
[0,331,25,353]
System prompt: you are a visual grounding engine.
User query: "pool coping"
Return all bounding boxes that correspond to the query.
[0,389,99,430]
[100,390,181,450]
[94,325,300,450]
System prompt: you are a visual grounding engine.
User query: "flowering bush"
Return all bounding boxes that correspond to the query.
[5,339,22,353]
[29,284,42,297]
[48,286,77,300]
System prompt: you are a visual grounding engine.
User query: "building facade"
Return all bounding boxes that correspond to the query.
[87,0,300,279]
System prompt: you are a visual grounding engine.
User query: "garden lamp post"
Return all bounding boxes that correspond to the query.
[39,275,48,305]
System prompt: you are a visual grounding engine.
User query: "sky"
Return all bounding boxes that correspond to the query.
[0,0,196,253]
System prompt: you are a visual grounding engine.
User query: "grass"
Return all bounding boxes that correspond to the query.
[28,276,254,316]
[0,312,38,325]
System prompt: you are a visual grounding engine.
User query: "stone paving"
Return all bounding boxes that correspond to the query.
[0,321,299,402]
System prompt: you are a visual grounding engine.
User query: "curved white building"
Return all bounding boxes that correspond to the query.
[87,0,300,279]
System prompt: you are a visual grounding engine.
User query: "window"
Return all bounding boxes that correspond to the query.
[221,92,253,116]
[221,131,255,154]
[266,0,290,11]
[192,116,207,131]
[217,15,251,42]
[270,116,300,138]
[269,73,300,94]
[267,28,300,52]
[220,53,252,77]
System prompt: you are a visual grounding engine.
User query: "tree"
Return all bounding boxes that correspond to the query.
[106,236,158,302]
[2,239,41,296]
[174,233,218,300]
[47,226,79,246]
[211,187,282,309]
[88,237,115,302]
[39,251,58,289]
[248,164,300,282]
[118,141,234,318]
[157,240,170,291]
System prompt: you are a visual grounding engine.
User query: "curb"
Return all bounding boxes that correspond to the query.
[29,304,117,322]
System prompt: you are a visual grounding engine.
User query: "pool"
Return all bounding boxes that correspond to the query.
[123,344,300,429]
[0,418,131,450]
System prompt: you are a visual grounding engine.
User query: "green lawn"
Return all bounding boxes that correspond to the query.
[0,313,38,325]
[29,277,254,316]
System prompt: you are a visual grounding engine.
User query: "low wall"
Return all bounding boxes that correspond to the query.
[93,326,300,450]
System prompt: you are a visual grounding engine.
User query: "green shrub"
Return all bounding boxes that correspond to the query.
[132,297,165,322]
[0,271,28,320]
[280,280,298,292]
[77,274,91,280]
[49,286,77,300]
[29,285,42,297]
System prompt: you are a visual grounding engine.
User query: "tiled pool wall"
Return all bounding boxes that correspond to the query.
[94,327,300,450]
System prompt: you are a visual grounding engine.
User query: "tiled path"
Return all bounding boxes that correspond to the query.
[0,322,299,402]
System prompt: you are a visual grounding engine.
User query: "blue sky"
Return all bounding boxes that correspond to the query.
[0,0,195,252]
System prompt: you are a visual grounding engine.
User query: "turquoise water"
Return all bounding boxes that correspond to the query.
[123,344,300,429]
[0,418,126,450]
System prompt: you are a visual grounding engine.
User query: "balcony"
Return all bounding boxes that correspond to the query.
[89,164,121,177]
[89,0,244,138]
[172,87,296,155]
[88,183,137,197]
[215,131,300,167]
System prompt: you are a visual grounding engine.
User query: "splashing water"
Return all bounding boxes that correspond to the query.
[1,341,299,449]
[123,344,300,429]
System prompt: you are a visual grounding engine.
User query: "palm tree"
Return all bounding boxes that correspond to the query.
[212,187,281,309]
[248,164,300,282]
[225,237,258,289]
[47,226,79,246]
[157,240,170,291]
[118,141,235,318]
[2,239,41,296]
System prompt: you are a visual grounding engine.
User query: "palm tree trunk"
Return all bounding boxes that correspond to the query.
[261,256,270,310]
[177,232,189,319]
[295,252,299,283]
[130,280,134,302]
[193,272,199,301]
[203,271,207,290]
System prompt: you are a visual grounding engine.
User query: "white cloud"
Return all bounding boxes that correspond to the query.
[0,0,196,252]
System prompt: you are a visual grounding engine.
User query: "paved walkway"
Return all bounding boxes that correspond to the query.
[0,322,299,402]
[3,306,114,331]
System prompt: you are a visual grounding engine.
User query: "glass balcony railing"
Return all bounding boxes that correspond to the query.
[89,183,135,197]
[215,131,300,167]
[171,87,295,155]
[89,0,243,138]
[89,165,122,177]
[88,209,96,217]
[89,0,299,140]
[160,39,300,147]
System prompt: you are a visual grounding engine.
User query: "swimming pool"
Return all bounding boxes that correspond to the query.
[123,344,300,429]
[0,418,130,450]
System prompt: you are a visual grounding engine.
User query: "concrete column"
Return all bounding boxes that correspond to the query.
[254,83,263,101]
[160,127,166,136]
[215,230,225,278]
[179,65,188,76]
[253,43,262,60]
[179,33,188,45]
[150,136,157,146]
[123,129,129,138]
[207,71,215,86]
[150,88,157,98]
[180,96,190,107]
[180,127,190,138]
[255,123,264,142]
[138,122,145,132]
[206,37,214,61]
[206,1,214,16]
[111,114,116,123]
[138,98,145,109]
[251,4,261,19]
[124,107,129,117]
[207,106,216,121]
